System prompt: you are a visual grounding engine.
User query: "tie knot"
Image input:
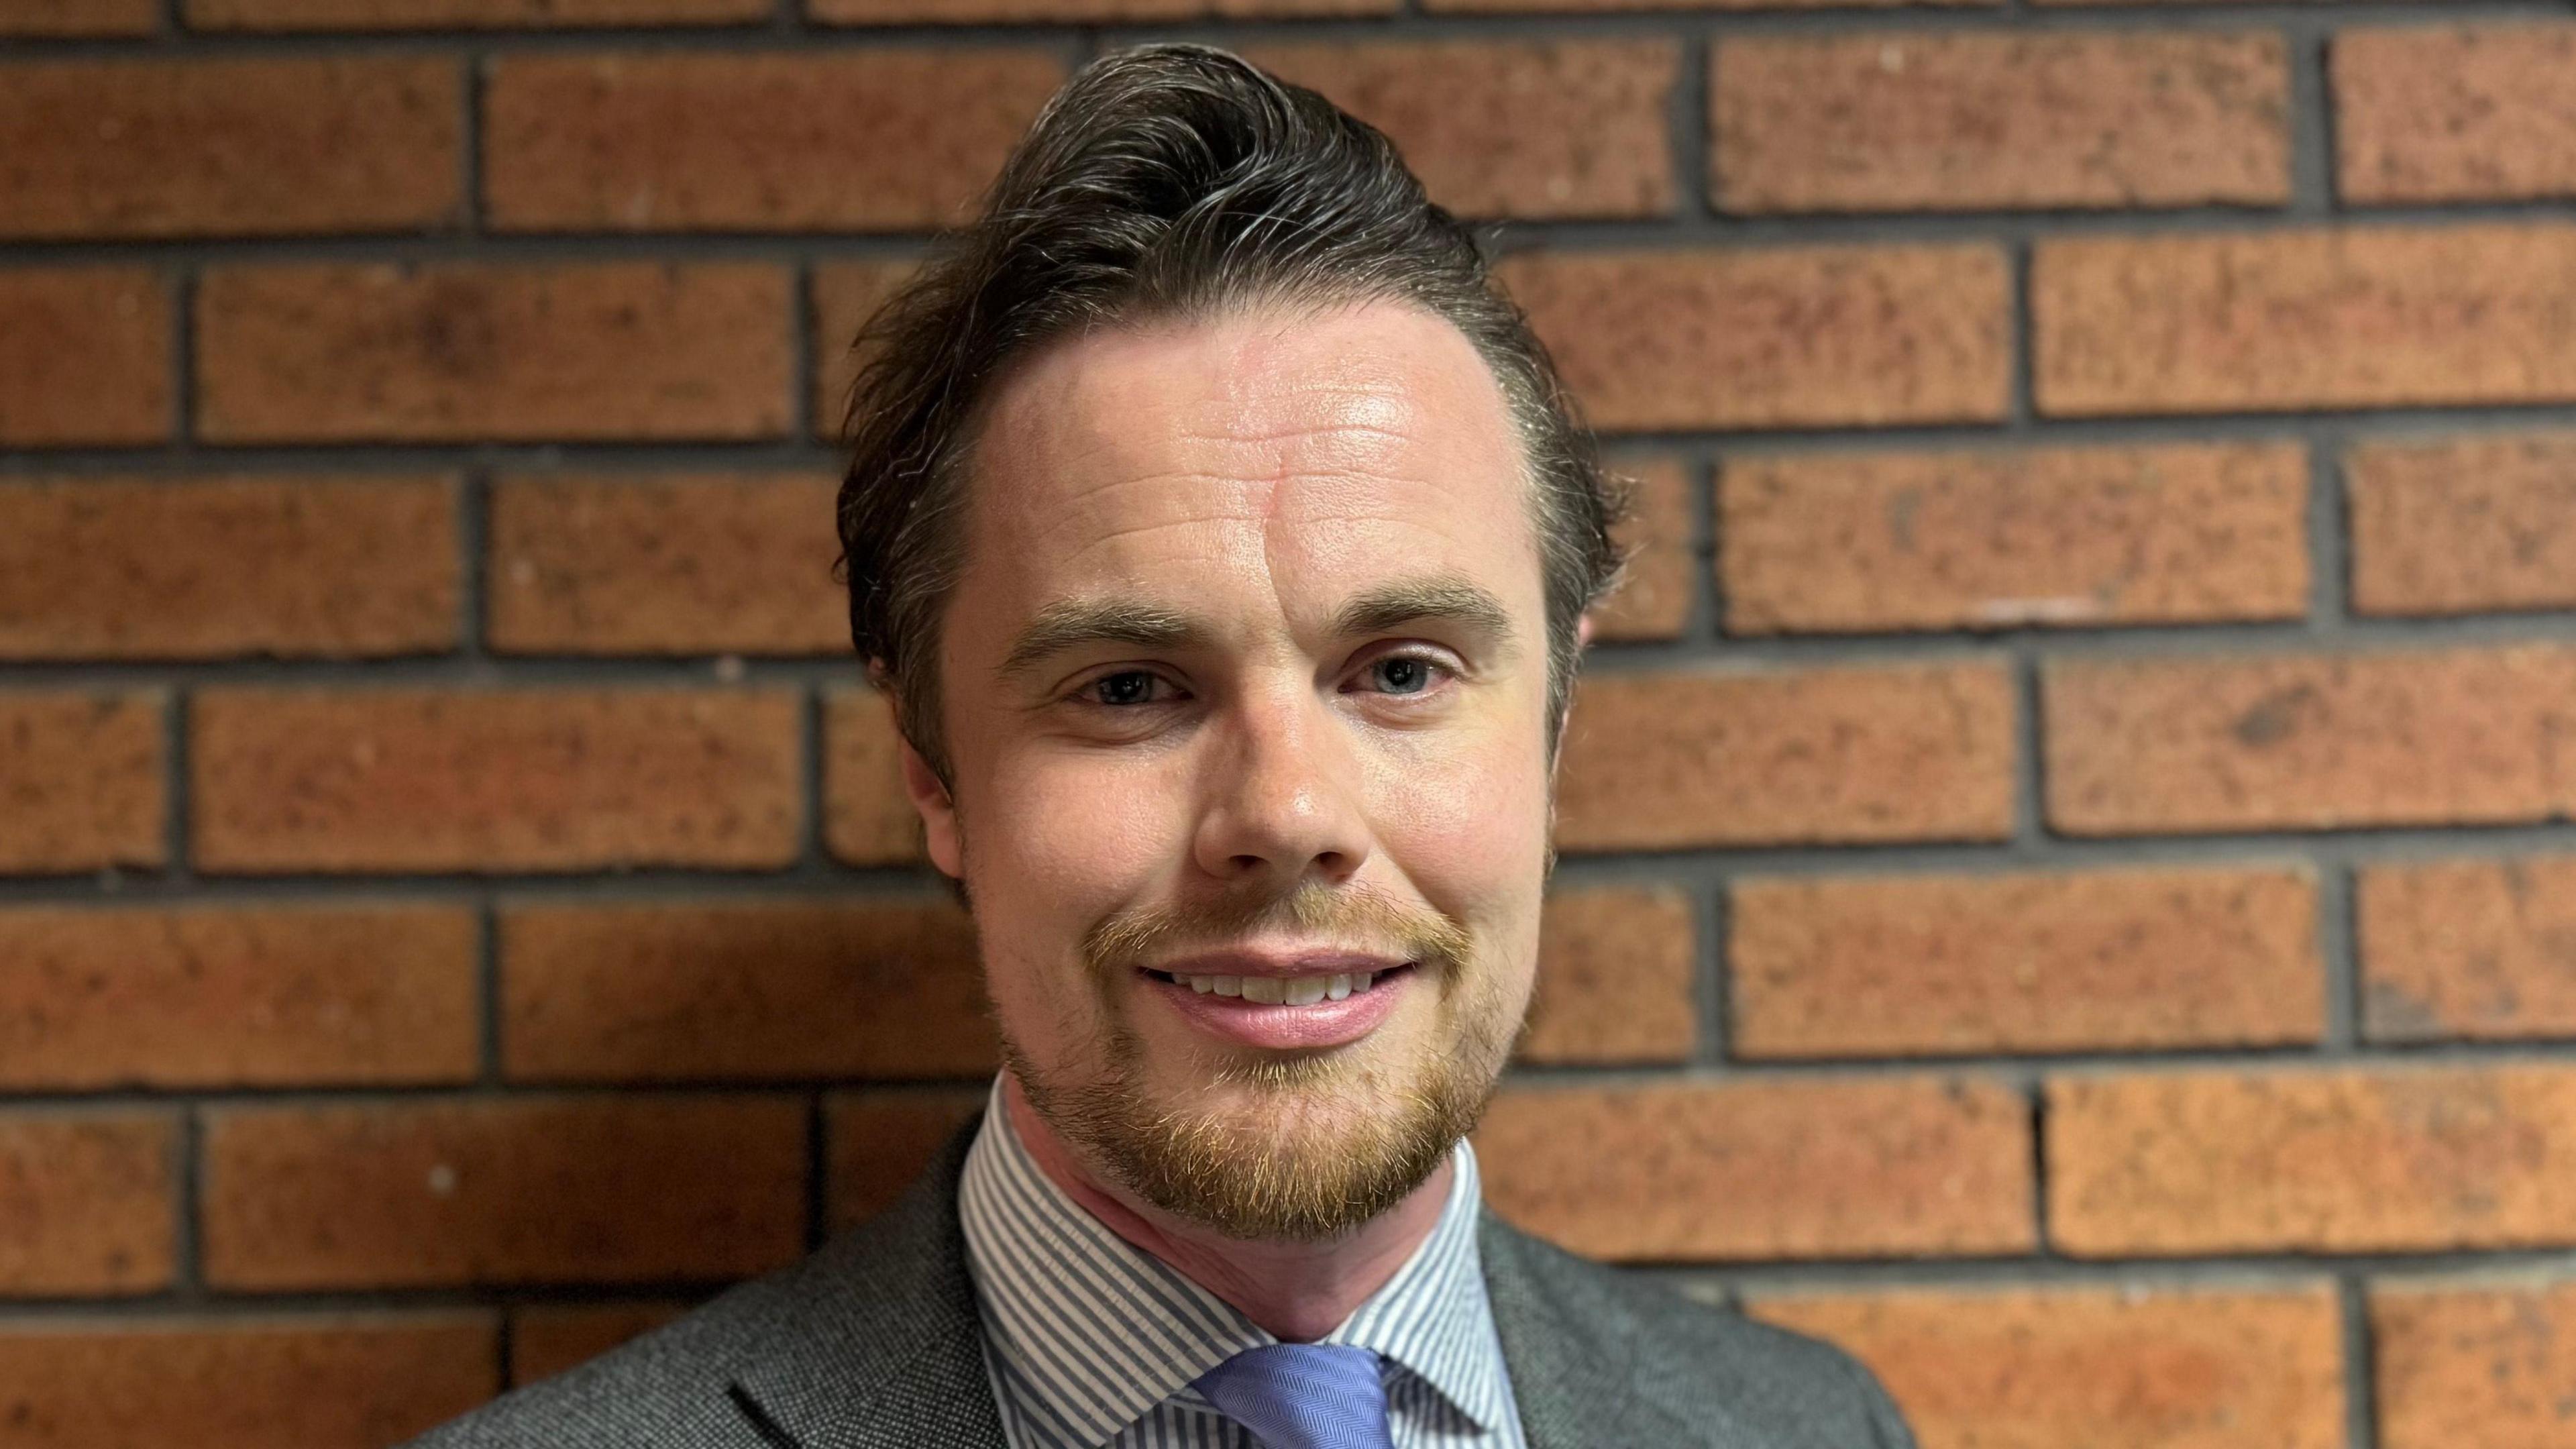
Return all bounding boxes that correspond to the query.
[1193,1343,1393,1449]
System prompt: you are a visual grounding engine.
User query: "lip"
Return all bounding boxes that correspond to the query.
[1150,949,1409,979]
[1138,960,1415,1051]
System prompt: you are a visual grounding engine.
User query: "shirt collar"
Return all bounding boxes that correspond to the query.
[957,1073,1513,1445]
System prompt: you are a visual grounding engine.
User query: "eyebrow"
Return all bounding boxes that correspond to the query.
[998,574,1518,682]
[1330,575,1515,652]
[1000,600,1207,680]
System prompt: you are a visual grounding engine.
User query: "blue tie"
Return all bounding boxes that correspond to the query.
[1192,1343,1396,1449]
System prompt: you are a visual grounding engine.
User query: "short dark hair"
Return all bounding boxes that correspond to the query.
[835,42,1625,789]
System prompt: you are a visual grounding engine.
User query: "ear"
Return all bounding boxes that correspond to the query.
[889,698,965,880]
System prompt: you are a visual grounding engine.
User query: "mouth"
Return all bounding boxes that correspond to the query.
[1135,963,1417,1051]
[1139,963,1413,1004]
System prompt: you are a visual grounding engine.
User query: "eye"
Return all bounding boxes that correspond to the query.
[1083,669,1176,708]
[1360,654,1450,697]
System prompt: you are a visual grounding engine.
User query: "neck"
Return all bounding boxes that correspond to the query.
[1000,1073,1452,1343]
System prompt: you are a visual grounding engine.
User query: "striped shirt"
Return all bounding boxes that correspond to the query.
[957,1074,1529,1449]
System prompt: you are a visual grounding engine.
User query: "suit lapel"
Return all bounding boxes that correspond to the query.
[725,1120,1008,1449]
[1477,1210,1727,1449]
[724,1119,1737,1449]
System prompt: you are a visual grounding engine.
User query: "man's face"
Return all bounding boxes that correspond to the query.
[903,299,1559,1242]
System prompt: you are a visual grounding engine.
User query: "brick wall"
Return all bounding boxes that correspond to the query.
[5,3,2575,1446]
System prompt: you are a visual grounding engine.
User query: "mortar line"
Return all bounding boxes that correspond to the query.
[2322,862,2363,1051]
[174,1105,203,1299]
[1674,24,1710,225]
[1695,867,1729,1069]
[2309,433,2355,627]
[1685,449,1719,643]
[494,1305,519,1389]
[2012,646,2048,851]
[804,1090,831,1254]
[2287,13,2336,219]
[2341,1273,2380,1449]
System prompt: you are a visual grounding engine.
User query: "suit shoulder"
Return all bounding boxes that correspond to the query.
[1490,1224,1915,1448]
[400,1277,786,1449]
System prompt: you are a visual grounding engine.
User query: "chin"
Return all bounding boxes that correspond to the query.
[1021,1030,1509,1243]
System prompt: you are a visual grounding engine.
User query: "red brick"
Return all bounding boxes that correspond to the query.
[2359,855,2576,1042]
[2337,25,2576,204]
[1722,441,2308,635]
[0,58,460,241]
[1245,40,1674,221]
[488,472,840,656]
[1593,457,1692,642]
[191,687,801,874]
[814,0,1390,19]
[2347,433,2576,616]
[0,476,459,660]
[828,1089,985,1230]
[1715,32,2287,214]
[2035,225,2576,417]
[824,688,925,867]
[1430,0,1989,11]
[2373,1273,2576,1449]
[1732,866,2322,1059]
[502,898,994,1082]
[2045,645,2576,836]
[0,692,164,876]
[0,1112,173,1295]
[0,904,476,1090]
[0,0,156,34]
[0,1316,497,1449]
[1748,1282,2345,1449]
[1519,886,1695,1065]
[189,0,763,25]
[1475,1077,2033,1261]
[1554,661,2015,851]
[510,1303,685,1385]
[810,260,916,441]
[0,268,166,447]
[202,1096,805,1289]
[2048,1065,2576,1255]
[1501,246,2008,432]
[483,51,1062,233]
[195,262,791,443]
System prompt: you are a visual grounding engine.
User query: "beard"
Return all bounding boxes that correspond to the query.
[998,879,1522,1244]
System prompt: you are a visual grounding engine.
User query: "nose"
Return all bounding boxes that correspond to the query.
[1190,678,1373,890]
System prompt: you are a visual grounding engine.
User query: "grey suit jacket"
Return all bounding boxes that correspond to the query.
[407,1115,1915,1449]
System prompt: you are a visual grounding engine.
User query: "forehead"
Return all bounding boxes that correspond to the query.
[957,299,1539,625]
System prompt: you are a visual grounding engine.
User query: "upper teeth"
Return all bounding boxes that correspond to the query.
[1180,971,1374,1004]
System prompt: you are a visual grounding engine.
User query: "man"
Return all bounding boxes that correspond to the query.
[411,44,1914,1449]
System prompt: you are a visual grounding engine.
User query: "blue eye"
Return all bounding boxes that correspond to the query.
[1369,657,1440,695]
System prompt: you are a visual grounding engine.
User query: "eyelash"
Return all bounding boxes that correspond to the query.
[1071,652,1457,709]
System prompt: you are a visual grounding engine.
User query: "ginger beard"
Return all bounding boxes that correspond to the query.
[998,879,1526,1244]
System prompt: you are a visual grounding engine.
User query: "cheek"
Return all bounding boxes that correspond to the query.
[1368,702,1554,884]
[971,749,1182,897]
[957,749,1187,1024]
[1366,717,1551,999]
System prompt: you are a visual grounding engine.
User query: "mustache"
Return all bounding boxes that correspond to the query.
[1081,881,1472,979]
